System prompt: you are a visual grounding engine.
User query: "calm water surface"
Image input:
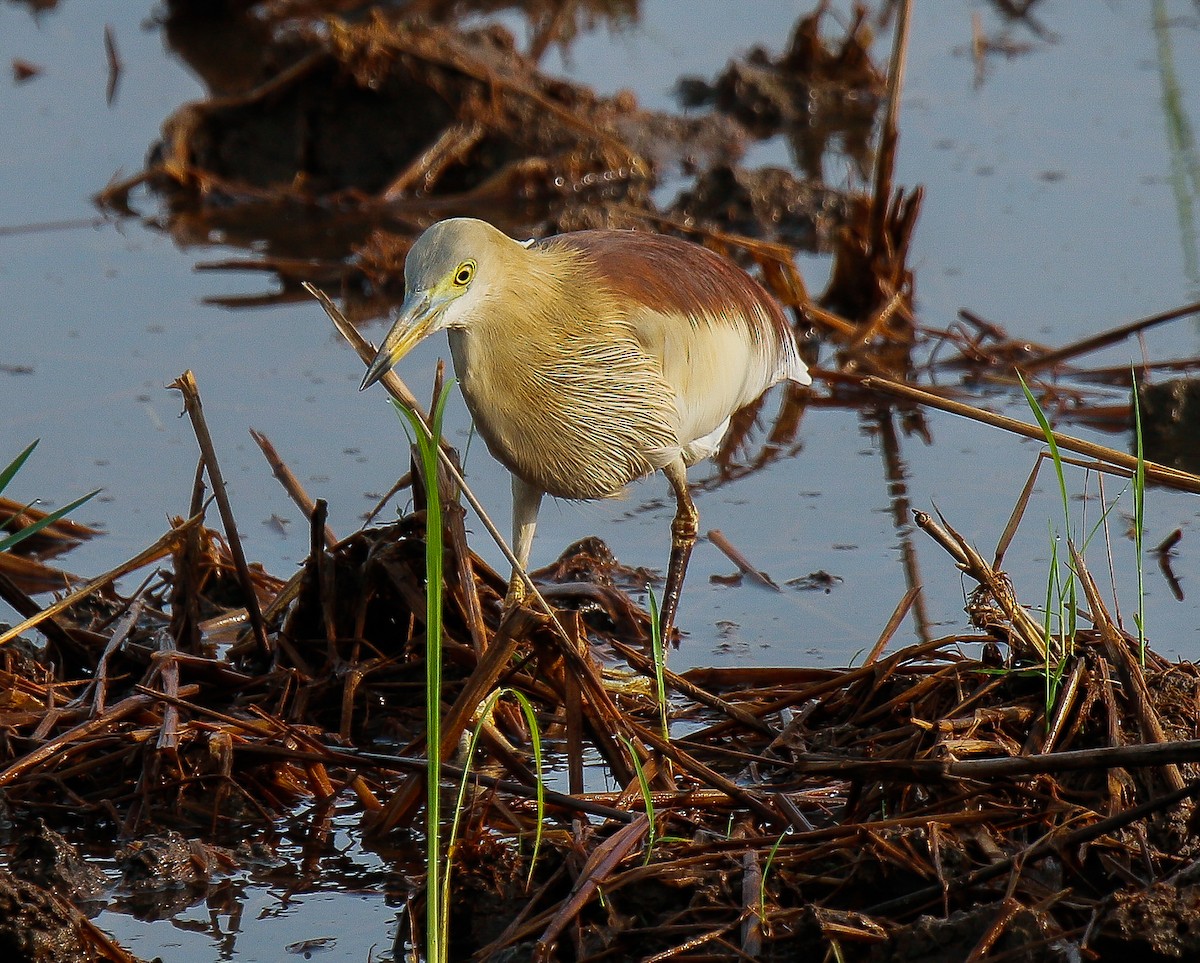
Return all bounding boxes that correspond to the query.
[2,3,1200,955]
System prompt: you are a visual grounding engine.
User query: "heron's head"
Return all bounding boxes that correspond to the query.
[360,218,513,390]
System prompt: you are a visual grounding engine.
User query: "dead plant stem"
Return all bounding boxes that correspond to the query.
[0,513,205,649]
[170,371,271,656]
[864,375,1200,494]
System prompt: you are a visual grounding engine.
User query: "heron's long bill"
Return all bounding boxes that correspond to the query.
[360,290,438,391]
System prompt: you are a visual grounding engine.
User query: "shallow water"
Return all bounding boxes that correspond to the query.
[2,2,1200,956]
[4,2,1198,672]
[12,7,1200,665]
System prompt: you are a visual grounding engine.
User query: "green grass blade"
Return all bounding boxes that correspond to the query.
[1018,374,1071,532]
[0,489,99,554]
[443,688,504,947]
[1132,370,1147,664]
[760,826,793,927]
[1043,529,1057,713]
[647,588,669,742]
[0,440,39,497]
[1020,373,1080,651]
[1081,485,1127,553]
[508,690,546,888]
[623,736,657,865]
[393,383,455,963]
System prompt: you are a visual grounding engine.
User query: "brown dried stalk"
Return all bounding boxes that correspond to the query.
[170,371,271,656]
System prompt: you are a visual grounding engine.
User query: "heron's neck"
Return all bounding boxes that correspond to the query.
[446,253,614,416]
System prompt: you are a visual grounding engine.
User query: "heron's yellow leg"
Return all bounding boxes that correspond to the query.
[505,477,543,610]
[505,572,526,609]
[660,458,698,640]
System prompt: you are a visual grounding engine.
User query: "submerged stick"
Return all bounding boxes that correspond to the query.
[707,529,780,591]
[250,428,337,549]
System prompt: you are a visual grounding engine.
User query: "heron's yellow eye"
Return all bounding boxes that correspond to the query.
[453,260,475,287]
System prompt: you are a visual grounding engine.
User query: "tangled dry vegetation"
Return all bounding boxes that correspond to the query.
[6,367,1200,962]
[7,1,1200,961]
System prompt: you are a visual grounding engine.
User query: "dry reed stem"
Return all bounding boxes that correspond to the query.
[444,499,489,656]
[913,509,1047,659]
[87,598,144,717]
[0,513,205,649]
[170,371,271,656]
[707,528,781,590]
[610,639,774,736]
[1022,297,1200,370]
[1040,656,1086,755]
[864,375,1200,494]
[633,723,782,828]
[0,495,100,543]
[371,605,533,834]
[993,452,1046,568]
[0,687,196,787]
[741,846,763,957]
[535,814,650,953]
[786,738,1200,781]
[0,567,97,661]
[864,585,922,665]
[1070,543,1185,793]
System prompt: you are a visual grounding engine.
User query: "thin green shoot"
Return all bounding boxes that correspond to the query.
[0,441,99,554]
[1041,528,1072,714]
[1018,374,1079,642]
[1019,374,1081,695]
[759,826,793,927]
[444,687,546,938]
[1018,375,1071,540]
[1042,531,1057,712]
[1132,371,1147,665]
[393,383,454,963]
[647,588,669,742]
[623,736,658,865]
[1080,483,1127,555]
